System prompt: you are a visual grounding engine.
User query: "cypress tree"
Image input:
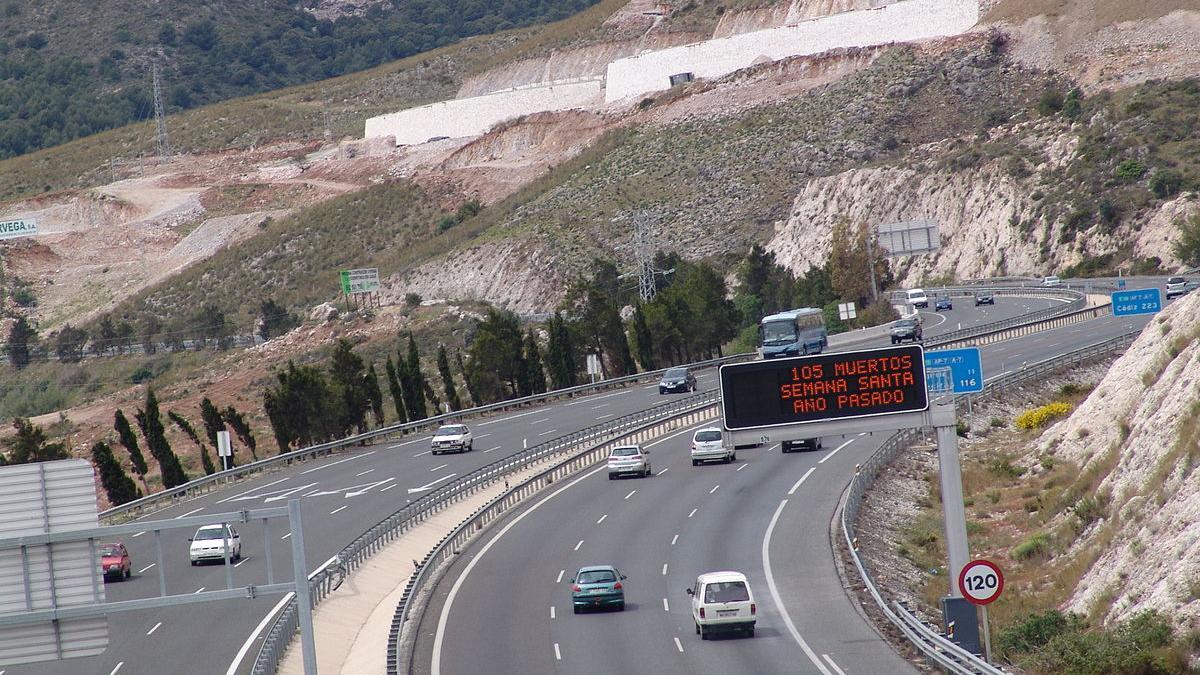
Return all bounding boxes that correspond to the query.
[91,441,141,505]
[545,312,577,390]
[135,389,190,488]
[169,410,220,473]
[6,317,37,369]
[114,409,149,492]
[263,389,292,453]
[404,335,428,420]
[385,356,408,423]
[222,406,258,461]
[523,330,547,395]
[365,364,385,427]
[199,397,226,447]
[436,345,462,411]
[630,305,655,371]
[329,339,370,435]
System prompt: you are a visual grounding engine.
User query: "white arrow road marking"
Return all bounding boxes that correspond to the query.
[263,483,319,503]
[217,477,290,504]
[407,474,458,493]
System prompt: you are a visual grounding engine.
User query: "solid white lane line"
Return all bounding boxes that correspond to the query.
[788,468,816,496]
[737,463,748,471]
[687,508,697,518]
[330,505,348,515]
[574,540,584,551]
[550,606,556,620]
[671,534,679,546]
[478,408,546,426]
[412,450,432,458]
[381,484,397,492]
[819,437,857,464]
[554,643,562,661]
[194,587,206,594]
[662,563,668,576]
[709,485,720,494]
[388,436,430,449]
[656,467,669,476]
[146,622,162,636]
[137,563,156,574]
[476,433,491,439]
[430,464,448,472]
[217,477,289,504]
[281,533,292,540]
[538,428,558,436]
[225,592,296,675]
[663,597,670,611]
[823,654,847,675]
[597,414,613,419]
[624,490,637,500]
[530,418,550,425]
[556,570,565,584]
[674,637,684,653]
[483,446,501,453]
[431,465,608,675]
[131,531,145,538]
[763,499,832,675]
[767,443,779,453]
[596,514,608,525]
[174,507,203,519]
[300,455,358,475]
[646,423,708,448]
[356,469,375,477]
[109,663,124,675]
[564,389,630,406]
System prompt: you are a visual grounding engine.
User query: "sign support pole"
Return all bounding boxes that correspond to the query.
[935,413,970,596]
[288,499,319,675]
[981,605,993,664]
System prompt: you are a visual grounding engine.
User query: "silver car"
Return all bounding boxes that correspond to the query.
[691,428,733,465]
[607,445,651,479]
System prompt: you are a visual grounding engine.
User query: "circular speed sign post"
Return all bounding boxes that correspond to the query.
[958,559,1004,663]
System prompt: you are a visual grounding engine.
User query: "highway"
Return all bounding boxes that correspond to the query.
[13,294,1078,675]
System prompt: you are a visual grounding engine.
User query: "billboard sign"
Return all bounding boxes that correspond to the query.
[0,219,37,241]
[338,268,380,295]
[719,344,928,431]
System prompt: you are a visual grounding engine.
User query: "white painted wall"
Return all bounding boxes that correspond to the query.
[364,77,604,145]
[604,0,978,103]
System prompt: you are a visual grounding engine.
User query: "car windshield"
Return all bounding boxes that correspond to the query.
[435,426,465,436]
[761,321,796,345]
[577,569,616,584]
[100,545,121,557]
[1169,277,1185,284]
[195,527,232,541]
[611,447,640,457]
[895,320,915,328]
[704,581,749,603]
[695,430,721,442]
[663,368,687,379]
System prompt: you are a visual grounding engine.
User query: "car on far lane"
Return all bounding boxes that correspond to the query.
[688,570,756,639]
[431,424,473,455]
[1042,275,1062,287]
[570,565,626,613]
[934,295,953,312]
[189,524,241,565]
[1166,276,1193,299]
[781,437,821,453]
[890,317,923,344]
[607,444,652,479]
[974,291,995,306]
[691,427,733,465]
[100,542,131,582]
[659,367,697,394]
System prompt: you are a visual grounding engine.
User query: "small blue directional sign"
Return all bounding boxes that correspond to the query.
[1111,287,1162,317]
[924,347,984,394]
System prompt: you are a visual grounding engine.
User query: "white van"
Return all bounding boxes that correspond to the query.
[691,427,733,465]
[905,288,929,309]
[687,571,756,639]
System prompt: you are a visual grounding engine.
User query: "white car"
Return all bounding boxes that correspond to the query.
[607,445,651,479]
[687,571,757,639]
[189,524,242,565]
[431,424,473,455]
[905,288,929,309]
[1041,275,1062,287]
[691,428,733,466]
[1166,276,1190,299]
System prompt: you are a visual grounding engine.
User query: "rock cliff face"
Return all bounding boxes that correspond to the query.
[712,0,900,38]
[1030,290,1200,624]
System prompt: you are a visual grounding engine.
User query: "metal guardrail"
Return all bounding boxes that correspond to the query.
[251,390,718,675]
[840,330,1140,673]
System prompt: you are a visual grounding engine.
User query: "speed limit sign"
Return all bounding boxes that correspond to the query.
[958,559,1004,605]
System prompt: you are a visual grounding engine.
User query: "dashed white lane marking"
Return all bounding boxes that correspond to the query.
[574,540,584,551]
[596,514,608,525]
[146,622,162,636]
[823,654,847,675]
[737,463,748,472]
[591,403,610,409]
[174,507,203,519]
[356,469,375,477]
[234,557,249,568]
[656,467,669,476]
[281,533,292,540]
[194,587,206,594]
[483,446,501,453]
[109,663,124,675]
[556,570,565,584]
[554,643,562,661]
[597,414,613,419]
[217,477,289,504]
[671,534,679,546]
[766,443,779,453]
[530,418,550,425]
[788,468,816,496]
[674,637,684,653]
[330,505,349,515]
[550,606,556,620]
[538,428,558,436]
[624,490,637,500]
[476,433,491,439]
[430,464,448,472]
[131,531,145,538]
[819,437,857,464]
[662,563,668,576]
[388,436,430,449]
[478,408,548,426]
[687,508,697,518]
[565,389,628,406]
[300,454,366,475]
[138,563,156,574]
[709,485,720,494]
[412,450,432,458]
[663,597,670,611]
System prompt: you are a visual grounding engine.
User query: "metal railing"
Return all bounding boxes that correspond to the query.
[840,330,1139,673]
[251,390,718,675]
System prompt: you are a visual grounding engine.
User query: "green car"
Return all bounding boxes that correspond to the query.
[570,565,626,613]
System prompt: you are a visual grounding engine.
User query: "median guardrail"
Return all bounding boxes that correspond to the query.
[840,330,1139,673]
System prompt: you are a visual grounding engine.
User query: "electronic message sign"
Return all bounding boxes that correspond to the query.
[719,344,928,430]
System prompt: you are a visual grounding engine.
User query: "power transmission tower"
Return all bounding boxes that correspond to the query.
[629,212,674,302]
[152,59,171,159]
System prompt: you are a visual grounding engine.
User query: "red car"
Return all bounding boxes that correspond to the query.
[100,542,131,582]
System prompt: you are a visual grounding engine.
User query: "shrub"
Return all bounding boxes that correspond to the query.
[1149,169,1183,198]
[1038,88,1065,116]
[1015,402,1073,429]
[997,609,1085,656]
[1071,494,1106,533]
[1058,383,1082,397]
[1012,532,1051,560]
[403,292,422,307]
[1115,159,1147,180]
[989,416,1006,428]
[988,455,1026,479]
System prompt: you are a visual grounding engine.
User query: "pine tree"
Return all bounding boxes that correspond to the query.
[6,317,37,369]
[135,388,190,488]
[523,330,547,395]
[114,409,149,492]
[329,339,370,434]
[385,356,408,423]
[4,418,68,463]
[365,364,385,427]
[91,441,141,505]
[222,406,258,461]
[436,345,462,411]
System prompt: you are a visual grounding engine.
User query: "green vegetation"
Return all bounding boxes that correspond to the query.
[1,417,68,465]
[998,609,1197,675]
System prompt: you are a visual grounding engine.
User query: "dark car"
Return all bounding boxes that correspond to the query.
[974,292,995,306]
[782,437,822,453]
[934,296,953,311]
[890,318,923,344]
[659,367,697,394]
[100,542,131,582]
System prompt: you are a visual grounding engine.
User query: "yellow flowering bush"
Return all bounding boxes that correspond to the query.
[1014,402,1072,430]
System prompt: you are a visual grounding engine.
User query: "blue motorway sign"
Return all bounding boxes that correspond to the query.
[1111,287,1161,317]
[924,347,983,394]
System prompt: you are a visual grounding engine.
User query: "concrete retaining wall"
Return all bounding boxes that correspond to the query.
[364,77,604,145]
[604,0,978,103]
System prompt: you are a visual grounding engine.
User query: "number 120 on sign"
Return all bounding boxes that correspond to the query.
[958,559,1004,605]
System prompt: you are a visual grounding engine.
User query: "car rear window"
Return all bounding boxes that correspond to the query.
[611,447,639,457]
[578,570,616,584]
[694,430,721,442]
[704,581,749,603]
[1169,277,1185,284]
